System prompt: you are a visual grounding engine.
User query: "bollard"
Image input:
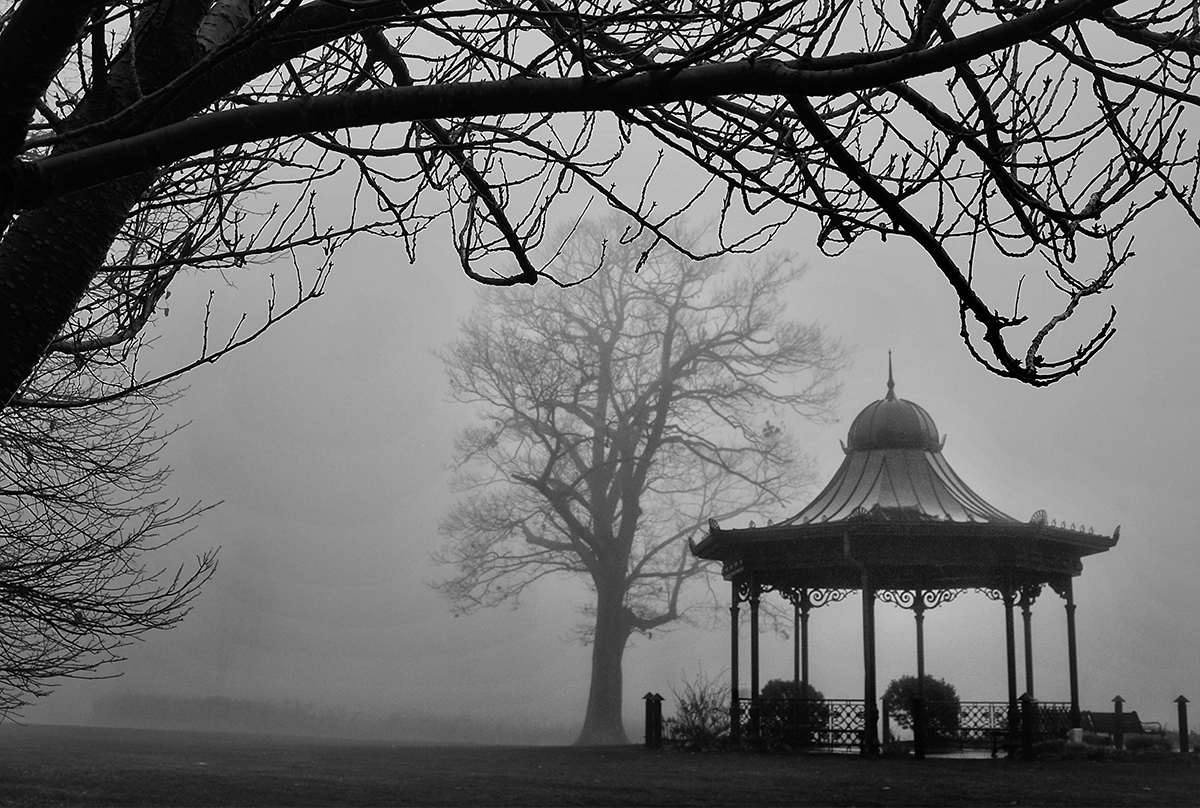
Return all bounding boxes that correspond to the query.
[912,696,926,760]
[643,692,653,748]
[1112,696,1125,750]
[1176,696,1190,754]
[643,692,663,749]
[654,692,665,749]
[1020,693,1034,760]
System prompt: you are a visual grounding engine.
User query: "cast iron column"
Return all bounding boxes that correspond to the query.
[1020,586,1036,698]
[792,597,801,697]
[749,583,761,740]
[800,593,811,698]
[1003,579,1018,742]
[914,590,927,761]
[730,583,740,745]
[1064,578,1081,728]
[914,591,927,686]
[861,568,879,755]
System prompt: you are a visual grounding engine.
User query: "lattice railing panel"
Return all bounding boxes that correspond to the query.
[735,698,1071,752]
[1032,702,1073,736]
[736,698,866,750]
[932,700,1072,750]
[955,701,1013,744]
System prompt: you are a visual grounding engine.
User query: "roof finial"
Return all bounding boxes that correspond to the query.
[886,351,896,400]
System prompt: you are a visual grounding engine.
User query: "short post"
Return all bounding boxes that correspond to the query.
[656,693,664,748]
[1020,693,1035,760]
[1112,695,1125,750]
[1176,696,1189,754]
[913,696,926,760]
[643,692,663,750]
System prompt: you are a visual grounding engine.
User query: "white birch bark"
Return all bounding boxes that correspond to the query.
[196,0,259,53]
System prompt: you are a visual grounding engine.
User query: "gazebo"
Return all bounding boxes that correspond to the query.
[690,362,1118,753]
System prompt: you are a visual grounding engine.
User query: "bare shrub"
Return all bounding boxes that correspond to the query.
[664,672,730,751]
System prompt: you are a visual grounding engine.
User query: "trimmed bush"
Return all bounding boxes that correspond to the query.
[757,679,829,747]
[883,675,961,742]
[761,679,824,701]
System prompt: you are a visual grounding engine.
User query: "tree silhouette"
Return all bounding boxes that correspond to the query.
[1,0,1197,408]
[435,219,844,744]
[0,361,216,712]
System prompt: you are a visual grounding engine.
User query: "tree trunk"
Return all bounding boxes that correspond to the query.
[575,579,631,745]
[0,174,153,404]
[0,0,206,406]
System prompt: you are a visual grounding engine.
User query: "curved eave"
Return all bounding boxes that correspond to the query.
[692,519,1118,565]
[777,447,1015,526]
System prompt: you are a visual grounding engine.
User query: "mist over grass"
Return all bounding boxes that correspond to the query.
[2,724,1198,807]
[89,693,576,745]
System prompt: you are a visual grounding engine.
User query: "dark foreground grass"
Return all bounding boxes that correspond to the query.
[0,724,1196,807]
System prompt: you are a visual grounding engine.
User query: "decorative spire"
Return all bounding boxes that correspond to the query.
[886,351,896,401]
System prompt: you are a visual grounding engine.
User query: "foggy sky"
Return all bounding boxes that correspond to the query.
[23,199,1200,737]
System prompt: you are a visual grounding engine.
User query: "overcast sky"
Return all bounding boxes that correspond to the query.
[24,190,1200,737]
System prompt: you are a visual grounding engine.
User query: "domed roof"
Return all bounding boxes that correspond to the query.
[844,360,943,452]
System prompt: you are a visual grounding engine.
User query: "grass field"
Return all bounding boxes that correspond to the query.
[0,724,1196,806]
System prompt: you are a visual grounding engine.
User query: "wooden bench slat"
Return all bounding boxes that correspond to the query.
[1081,710,1156,734]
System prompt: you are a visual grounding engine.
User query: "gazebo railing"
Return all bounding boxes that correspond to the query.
[955,701,1012,746]
[886,700,1074,755]
[736,698,867,751]
[1030,701,1074,735]
[732,697,1072,753]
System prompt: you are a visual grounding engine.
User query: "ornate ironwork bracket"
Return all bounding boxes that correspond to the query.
[733,577,784,606]
[779,587,852,612]
[978,586,1017,606]
[877,588,963,613]
[1018,584,1043,611]
[1048,576,1074,600]
[981,582,1053,606]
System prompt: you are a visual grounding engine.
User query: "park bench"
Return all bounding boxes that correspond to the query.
[1080,710,1164,740]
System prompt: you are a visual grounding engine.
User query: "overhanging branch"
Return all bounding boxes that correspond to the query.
[10,0,1123,210]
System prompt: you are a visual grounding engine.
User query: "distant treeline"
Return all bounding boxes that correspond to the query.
[90,693,575,745]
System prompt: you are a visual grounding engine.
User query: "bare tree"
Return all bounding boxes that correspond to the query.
[435,219,845,744]
[0,358,217,713]
[0,0,1197,407]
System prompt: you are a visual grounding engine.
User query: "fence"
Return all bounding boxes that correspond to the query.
[735,698,868,751]
[884,699,1074,755]
[734,698,1073,754]
[657,692,1194,756]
